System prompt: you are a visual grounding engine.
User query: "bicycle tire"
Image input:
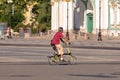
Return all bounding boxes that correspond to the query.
[67,55,77,65]
[47,56,57,65]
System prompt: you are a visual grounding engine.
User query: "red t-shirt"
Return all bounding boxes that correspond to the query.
[51,32,64,45]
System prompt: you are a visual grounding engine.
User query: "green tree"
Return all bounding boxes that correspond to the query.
[32,0,51,32]
[0,0,25,29]
[0,0,51,32]
[0,0,9,22]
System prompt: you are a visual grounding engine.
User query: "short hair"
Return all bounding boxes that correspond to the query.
[58,27,63,32]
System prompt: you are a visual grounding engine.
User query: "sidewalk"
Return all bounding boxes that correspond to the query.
[0,37,50,47]
[0,37,120,49]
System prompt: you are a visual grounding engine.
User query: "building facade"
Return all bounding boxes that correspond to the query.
[50,0,120,36]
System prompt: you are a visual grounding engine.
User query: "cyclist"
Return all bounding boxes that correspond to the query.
[51,27,69,61]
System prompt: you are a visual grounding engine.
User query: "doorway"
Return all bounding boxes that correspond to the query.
[87,13,93,33]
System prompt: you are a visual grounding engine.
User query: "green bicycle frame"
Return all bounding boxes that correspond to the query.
[66,43,71,54]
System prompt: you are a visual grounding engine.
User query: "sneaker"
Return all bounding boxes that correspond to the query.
[60,57,63,61]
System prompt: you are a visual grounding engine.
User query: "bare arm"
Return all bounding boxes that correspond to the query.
[61,35,70,44]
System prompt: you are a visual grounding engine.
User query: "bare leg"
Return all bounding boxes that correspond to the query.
[55,44,64,60]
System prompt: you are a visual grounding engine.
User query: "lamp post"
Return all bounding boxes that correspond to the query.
[66,0,69,40]
[97,0,102,41]
[7,0,13,38]
[36,21,39,36]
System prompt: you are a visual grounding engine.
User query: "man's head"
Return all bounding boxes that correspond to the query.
[58,27,63,32]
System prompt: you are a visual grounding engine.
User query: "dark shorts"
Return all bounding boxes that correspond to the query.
[51,44,57,52]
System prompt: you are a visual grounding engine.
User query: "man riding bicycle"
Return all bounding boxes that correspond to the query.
[51,27,70,61]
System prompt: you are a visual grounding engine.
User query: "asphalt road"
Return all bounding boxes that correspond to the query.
[0,46,120,80]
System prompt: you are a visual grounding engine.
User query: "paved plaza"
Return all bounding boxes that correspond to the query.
[0,36,120,63]
[0,36,120,80]
[0,36,120,48]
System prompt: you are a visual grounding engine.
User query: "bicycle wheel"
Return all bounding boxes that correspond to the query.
[47,56,57,65]
[67,55,77,65]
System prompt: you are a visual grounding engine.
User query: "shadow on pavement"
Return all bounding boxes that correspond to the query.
[68,73,118,78]
[9,74,32,78]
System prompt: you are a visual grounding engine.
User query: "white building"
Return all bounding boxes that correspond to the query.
[50,0,120,37]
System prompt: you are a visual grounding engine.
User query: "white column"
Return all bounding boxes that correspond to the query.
[51,2,59,30]
[51,3,55,30]
[51,0,74,31]
[119,8,120,24]
[95,0,99,29]
[54,2,59,30]
[59,1,64,28]
[101,0,108,29]
[68,1,74,30]
[116,1,120,25]
[110,7,114,25]
[63,2,67,30]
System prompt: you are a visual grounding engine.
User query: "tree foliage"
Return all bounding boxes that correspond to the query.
[0,0,51,32]
[32,0,51,32]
